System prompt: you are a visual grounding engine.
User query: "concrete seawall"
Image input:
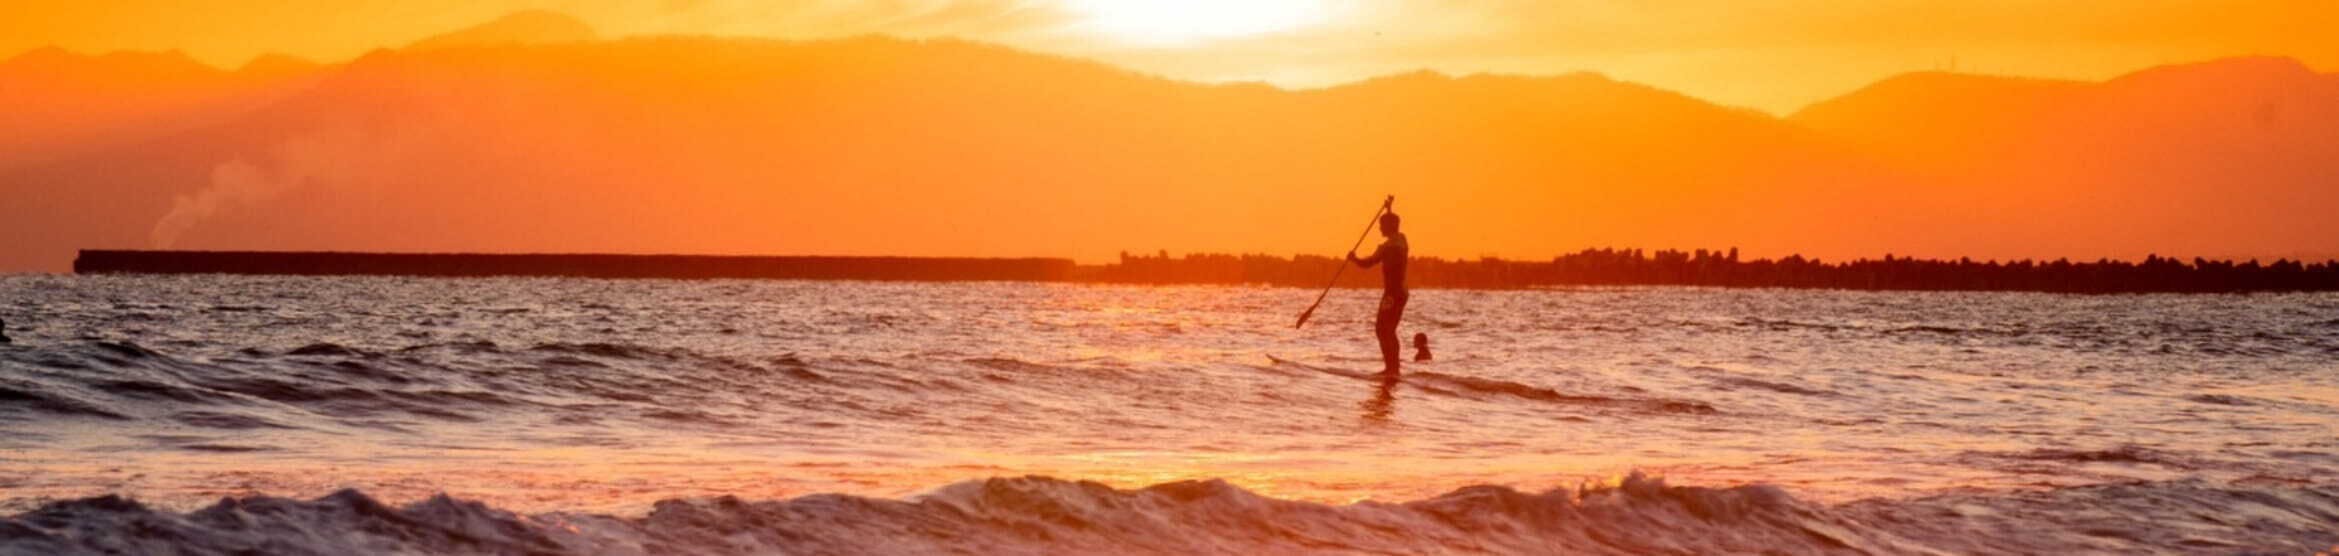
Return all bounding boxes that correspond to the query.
[73,250,1078,282]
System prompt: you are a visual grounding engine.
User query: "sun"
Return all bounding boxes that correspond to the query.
[1063,0,1331,46]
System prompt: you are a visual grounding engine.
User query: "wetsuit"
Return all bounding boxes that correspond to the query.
[1353,233,1408,374]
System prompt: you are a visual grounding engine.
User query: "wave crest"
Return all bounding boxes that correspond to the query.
[8,475,2334,555]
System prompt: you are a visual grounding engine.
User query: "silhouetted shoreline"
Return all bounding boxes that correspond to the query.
[75,249,2339,293]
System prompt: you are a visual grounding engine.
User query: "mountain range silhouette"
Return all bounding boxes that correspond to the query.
[2,11,2333,272]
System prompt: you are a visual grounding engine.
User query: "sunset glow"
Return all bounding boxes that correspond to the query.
[2,2,2336,272]
[4,2,2333,113]
[1064,0,1332,45]
[5,3,2339,554]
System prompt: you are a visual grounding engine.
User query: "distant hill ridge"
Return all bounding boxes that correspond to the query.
[2,11,2334,272]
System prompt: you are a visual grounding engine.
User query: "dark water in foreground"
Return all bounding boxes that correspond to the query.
[3,275,2337,554]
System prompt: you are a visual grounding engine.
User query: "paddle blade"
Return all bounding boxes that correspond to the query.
[1294,304,1319,329]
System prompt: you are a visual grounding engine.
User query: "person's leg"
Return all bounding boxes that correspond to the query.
[1375,293,1402,374]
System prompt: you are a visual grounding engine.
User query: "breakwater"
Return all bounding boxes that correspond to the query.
[73,250,1075,282]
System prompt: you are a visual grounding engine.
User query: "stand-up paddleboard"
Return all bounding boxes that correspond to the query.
[1264,354,1396,381]
[1263,354,1716,414]
[1264,354,1464,397]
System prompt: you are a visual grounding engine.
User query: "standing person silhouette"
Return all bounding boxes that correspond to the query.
[1348,212,1409,376]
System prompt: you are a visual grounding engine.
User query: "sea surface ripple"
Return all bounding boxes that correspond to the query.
[3,275,2337,554]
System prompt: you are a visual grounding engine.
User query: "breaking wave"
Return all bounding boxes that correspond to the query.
[4,474,2335,555]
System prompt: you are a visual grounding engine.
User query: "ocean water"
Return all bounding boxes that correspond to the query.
[2,274,2337,554]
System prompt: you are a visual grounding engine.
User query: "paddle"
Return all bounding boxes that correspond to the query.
[1295,195,1394,329]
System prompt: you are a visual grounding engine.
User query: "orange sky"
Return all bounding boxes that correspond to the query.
[5,0,2335,114]
[3,1,2338,272]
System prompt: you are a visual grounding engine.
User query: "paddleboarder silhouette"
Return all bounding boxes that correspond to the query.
[1349,211,1409,376]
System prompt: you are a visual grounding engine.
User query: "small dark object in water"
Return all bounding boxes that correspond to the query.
[1,317,11,343]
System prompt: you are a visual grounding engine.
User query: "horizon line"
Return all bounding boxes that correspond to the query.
[68,248,2339,267]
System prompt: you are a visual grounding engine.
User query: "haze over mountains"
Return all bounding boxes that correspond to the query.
[0,47,323,173]
[3,11,2335,272]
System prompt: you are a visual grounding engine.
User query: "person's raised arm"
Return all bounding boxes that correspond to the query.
[1349,242,1386,268]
